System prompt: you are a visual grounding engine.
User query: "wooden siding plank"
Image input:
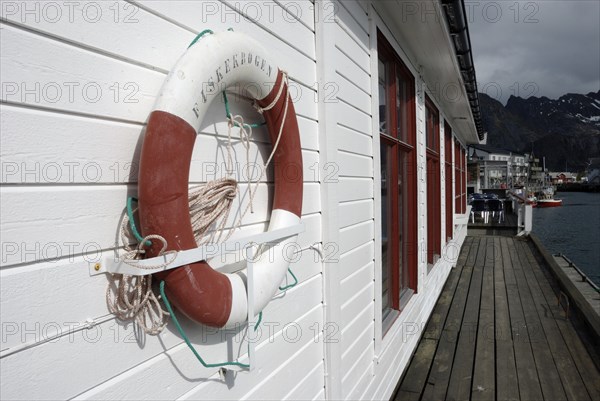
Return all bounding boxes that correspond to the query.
[1,1,195,73]
[341,320,374,366]
[0,24,162,122]
[341,282,374,329]
[277,0,315,32]
[339,241,374,282]
[421,237,480,401]
[138,0,317,85]
[1,105,319,185]
[241,324,325,401]
[179,307,324,401]
[494,237,520,401]
[334,24,369,70]
[339,199,373,229]
[341,340,373,399]
[336,124,373,156]
[337,150,373,178]
[0,246,321,351]
[221,0,315,59]
[312,388,325,400]
[282,362,325,400]
[346,363,377,401]
[1,275,322,400]
[337,177,373,203]
[334,1,368,52]
[338,0,369,33]
[341,302,374,355]
[335,102,372,136]
[0,24,318,122]
[338,220,373,255]
[341,261,374,306]
[334,46,371,93]
[335,72,371,114]
[0,184,321,267]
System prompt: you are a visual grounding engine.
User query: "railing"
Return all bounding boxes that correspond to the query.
[507,191,532,236]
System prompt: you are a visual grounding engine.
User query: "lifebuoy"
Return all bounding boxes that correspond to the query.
[138,31,303,328]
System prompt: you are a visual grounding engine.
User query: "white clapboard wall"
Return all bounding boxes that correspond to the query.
[1,1,325,400]
[1,0,472,400]
[317,1,469,400]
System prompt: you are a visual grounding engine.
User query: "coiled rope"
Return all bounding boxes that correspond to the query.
[106,69,291,335]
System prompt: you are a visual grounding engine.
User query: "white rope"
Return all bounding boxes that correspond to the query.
[107,72,290,335]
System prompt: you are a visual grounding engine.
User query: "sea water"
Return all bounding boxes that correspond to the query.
[532,191,600,285]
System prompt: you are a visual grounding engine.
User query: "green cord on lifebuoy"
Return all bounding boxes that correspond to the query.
[279,268,298,291]
[160,280,251,369]
[126,197,152,246]
[188,29,214,48]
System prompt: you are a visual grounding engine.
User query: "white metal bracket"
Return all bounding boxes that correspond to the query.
[89,223,304,276]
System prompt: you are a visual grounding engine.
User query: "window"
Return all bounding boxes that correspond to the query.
[378,31,417,328]
[444,122,453,241]
[425,96,440,265]
[455,140,467,213]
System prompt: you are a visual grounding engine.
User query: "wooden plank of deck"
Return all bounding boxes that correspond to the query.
[396,239,473,398]
[511,238,567,401]
[553,255,600,318]
[516,240,592,401]
[502,237,544,401]
[445,237,487,400]
[495,236,519,401]
[421,238,480,401]
[395,234,600,401]
[471,237,496,401]
[524,241,600,400]
[424,237,474,341]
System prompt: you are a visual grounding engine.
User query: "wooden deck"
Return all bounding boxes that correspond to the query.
[467,212,519,237]
[394,236,600,401]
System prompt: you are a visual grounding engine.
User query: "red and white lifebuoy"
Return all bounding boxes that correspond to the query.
[138,31,303,328]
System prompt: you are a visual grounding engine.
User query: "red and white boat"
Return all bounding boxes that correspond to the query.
[536,198,563,207]
[536,187,563,207]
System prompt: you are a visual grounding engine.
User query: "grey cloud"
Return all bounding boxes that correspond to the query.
[468,0,600,104]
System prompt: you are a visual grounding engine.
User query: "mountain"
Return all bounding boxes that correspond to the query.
[479,91,600,171]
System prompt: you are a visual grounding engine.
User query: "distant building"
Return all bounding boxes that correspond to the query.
[467,144,528,192]
[548,172,576,184]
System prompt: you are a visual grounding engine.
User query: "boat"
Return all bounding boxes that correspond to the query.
[537,198,563,207]
[536,186,563,207]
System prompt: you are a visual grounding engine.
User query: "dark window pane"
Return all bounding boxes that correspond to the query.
[396,68,409,142]
[398,150,407,291]
[378,59,387,134]
[381,142,392,317]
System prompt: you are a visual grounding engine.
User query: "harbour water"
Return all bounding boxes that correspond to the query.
[533,191,600,286]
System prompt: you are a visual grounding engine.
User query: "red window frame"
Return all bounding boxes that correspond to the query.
[425,96,440,265]
[378,30,418,323]
[455,141,467,214]
[444,122,453,241]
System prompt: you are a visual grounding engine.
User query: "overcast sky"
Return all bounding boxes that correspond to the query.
[468,0,600,104]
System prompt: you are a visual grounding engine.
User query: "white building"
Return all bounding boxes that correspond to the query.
[468,144,528,191]
[0,1,484,399]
